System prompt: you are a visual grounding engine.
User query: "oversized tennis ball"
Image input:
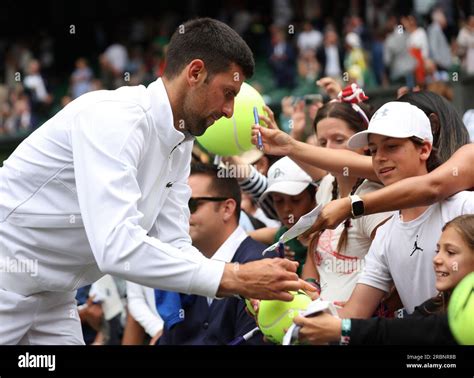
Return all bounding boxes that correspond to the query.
[448,272,474,345]
[257,290,312,344]
[196,82,265,156]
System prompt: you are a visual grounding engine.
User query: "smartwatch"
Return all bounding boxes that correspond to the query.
[349,195,364,219]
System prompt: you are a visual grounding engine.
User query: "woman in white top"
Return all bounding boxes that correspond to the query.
[300,93,393,304]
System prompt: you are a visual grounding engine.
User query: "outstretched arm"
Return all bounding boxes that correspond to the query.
[362,143,474,213]
[305,144,474,234]
[289,139,377,181]
[252,124,376,181]
[294,312,455,345]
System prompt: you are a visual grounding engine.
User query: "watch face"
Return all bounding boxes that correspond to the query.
[352,201,364,216]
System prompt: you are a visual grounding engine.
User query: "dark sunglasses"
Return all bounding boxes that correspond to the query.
[188,197,228,214]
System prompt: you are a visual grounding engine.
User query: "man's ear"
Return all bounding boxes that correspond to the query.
[428,113,440,139]
[186,59,207,86]
[222,198,237,222]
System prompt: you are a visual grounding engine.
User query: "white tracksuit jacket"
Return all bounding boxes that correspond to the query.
[0,78,225,297]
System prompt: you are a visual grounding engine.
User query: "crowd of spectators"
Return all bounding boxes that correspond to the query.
[1,1,474,138]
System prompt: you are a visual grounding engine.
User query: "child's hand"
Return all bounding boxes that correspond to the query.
[294,312,341,345]
[302,198,352,238]
[244,298,261,326]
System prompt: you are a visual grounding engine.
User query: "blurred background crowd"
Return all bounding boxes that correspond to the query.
[1,0,474,140]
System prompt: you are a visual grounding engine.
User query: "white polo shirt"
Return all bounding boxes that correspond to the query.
[0,78,225,298]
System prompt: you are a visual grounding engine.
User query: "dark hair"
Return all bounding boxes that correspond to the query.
[397,91,470,163]
[330,177,365,253]
[425,215,474,314]
[271,184,316,207]
[308,177,365,256]
[264,154,281,168]
[313,101,373,135]
[308,177,365,258]
[305,183,317,200]
[190,163,241,221]
[163,18,255,80]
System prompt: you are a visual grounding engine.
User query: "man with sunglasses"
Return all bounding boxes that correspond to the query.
[158,164,272,345]
[0,18,312,345]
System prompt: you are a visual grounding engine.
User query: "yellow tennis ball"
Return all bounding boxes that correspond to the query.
[195,82,265,156]
[257,291,312,344]
[448,272,474,345]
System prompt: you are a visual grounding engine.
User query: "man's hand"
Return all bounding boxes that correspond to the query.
[217,258,316,301]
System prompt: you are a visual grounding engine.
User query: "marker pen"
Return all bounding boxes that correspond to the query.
[253,106,264,151]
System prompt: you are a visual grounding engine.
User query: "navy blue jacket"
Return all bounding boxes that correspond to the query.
[158,237,272,345]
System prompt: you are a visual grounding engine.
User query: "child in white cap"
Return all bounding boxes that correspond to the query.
[259,157,316,276]
[336,101,474,317]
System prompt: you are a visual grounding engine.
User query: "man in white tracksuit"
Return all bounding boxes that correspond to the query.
[0,18,312,344]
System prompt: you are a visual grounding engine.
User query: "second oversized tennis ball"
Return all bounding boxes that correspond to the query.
[448,272,474,345]
[257,290,312,344]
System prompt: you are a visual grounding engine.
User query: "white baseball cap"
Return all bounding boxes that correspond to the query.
[260,157,313,203]
[347,101,433,149]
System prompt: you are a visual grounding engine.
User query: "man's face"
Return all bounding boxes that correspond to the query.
[188,174,225,248]
[368,135,430,186]
[182,63,244,136]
